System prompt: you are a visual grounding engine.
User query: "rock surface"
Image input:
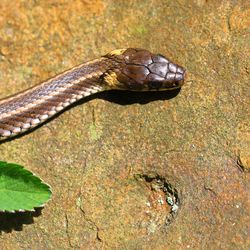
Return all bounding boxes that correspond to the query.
[0,0,249,249]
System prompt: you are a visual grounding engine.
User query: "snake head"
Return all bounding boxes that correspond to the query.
[104,48,185,91]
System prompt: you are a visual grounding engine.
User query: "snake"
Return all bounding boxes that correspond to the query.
[0,48,185,140]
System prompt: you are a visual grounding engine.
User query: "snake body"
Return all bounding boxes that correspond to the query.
[0,48,185,140]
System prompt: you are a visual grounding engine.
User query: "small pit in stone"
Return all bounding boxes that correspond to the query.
[134,173,180,231]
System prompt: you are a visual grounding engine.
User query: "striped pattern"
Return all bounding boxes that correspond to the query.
[0,57,114,139]
[0,48,186,140]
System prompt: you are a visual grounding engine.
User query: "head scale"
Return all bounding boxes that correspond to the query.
[103,48,185,91]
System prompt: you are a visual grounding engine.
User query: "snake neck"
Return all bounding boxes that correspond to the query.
[0,57,116,139]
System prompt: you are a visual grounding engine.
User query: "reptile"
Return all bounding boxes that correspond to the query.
[0,48,185,140]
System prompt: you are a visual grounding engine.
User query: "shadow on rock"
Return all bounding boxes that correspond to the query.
[0,208,42,234]
[98,88,181,105]
[0,88,180,144]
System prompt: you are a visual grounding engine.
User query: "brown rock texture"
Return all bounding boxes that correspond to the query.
[0,0,249,249]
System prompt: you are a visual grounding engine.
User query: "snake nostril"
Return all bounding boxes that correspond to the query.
[177,66,185,75]
[169,63,177,73]
[175,73,184,82]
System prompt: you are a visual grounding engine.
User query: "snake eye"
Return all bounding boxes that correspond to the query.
[148,81,162,89]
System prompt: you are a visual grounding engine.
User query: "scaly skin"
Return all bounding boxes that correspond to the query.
[0,48,185,139]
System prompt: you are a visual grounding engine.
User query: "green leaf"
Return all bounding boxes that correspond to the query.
[0,161,51,212]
